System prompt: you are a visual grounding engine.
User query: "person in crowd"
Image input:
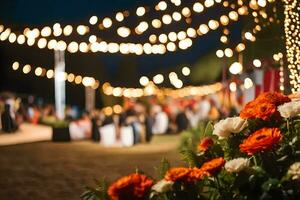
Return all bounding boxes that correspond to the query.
[151,105,169,134]
[69,112,92,140]
[175,105,189,132]
[1,104,18,133]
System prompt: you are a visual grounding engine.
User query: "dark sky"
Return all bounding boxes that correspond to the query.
[0,0,242,106]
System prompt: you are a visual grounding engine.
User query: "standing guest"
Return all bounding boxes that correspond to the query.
[175,106,189,133]
[151,105,169,135]
[1,104,17,133]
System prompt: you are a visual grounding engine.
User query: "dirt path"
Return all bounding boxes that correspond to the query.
[0,135,184,200]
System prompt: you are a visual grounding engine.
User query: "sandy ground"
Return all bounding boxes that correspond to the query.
[0,135,183,200]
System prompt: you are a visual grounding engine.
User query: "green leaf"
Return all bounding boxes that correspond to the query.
[180,149,199,167]
[155,157,171,180]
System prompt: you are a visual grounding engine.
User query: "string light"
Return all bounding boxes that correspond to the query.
[283,0,300,93]
[0,3,248,56]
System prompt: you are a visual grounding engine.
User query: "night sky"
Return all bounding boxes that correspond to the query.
[0,0,242,107]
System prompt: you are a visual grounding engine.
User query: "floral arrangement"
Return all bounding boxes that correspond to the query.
[82,92,300,200]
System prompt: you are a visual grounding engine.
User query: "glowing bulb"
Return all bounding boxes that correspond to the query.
[168,32,177,41]
[204,0,214,7]
[37,38,47,49]
[46,70,54,79]
[103,17,112,28]
[17,35,26,44]
[153,74,164,84]
[253,59,262,67]
[12,62,19,70]
[152,19,162,28]
[8,33,16,43]
[136,7,146,16]
[140,76,149,86]
[199,24,209,34]
[181,7,191,17]
[216,50,224,58]
[158,34,168,43]
[193,2,204,13]
[157,1,167,10]
[162,15,172,25]
[167,42,176,51]
[23,64,31,74]
[77,25,88,35]
[89,16,98,25]
[224,48,233,57]
[172,12,182,21]
[182,67,190,76]
[244,78,254,89]
[35,67,43,76]
[187,28,197,38]
[117,27,131,38]
[229,62,243,75]
[229,82,237,92]
[41,26,51,37]
[116,12,124,22]
[63,25,73,36]
[68,41,79,53]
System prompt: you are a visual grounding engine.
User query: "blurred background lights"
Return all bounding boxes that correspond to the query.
[153,74,164,84]
[12,62,19,70]
[229,82,237,92]
[139,76,149,86]
[244,78,254,89]
[89,16,98,25]
[253,59,262,67]
[182,66,190,76]
[22,64,31,74]
[229,62,243,75]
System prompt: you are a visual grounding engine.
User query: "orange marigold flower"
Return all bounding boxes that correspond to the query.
[197,137,214,152]
[164,167,191,182]
[240,92,291,120]
[165,167,210,183]
[253,103,277,121]
[200,157,226,174]
[256,92,291,106]
[189,168,211,181]
[108,173,153,200]
[239,127,282,155]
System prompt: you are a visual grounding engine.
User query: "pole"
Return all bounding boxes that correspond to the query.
[54,50,66,119]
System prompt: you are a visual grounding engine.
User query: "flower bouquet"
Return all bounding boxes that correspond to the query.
[82,92,300,200]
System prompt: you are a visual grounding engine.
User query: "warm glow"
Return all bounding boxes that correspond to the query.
[229,62,243,75]
[182,66,190,76]
[77,25,88,35]
[23,64,31,74]
[35,67,43,76]
[172,12,182,21]
[253,59,262,67]
[117,27,131,38]
[153,74,164,84]
[140,76,149,86]
[12,61,19,70]
[63,25,73,36]
[152,19,162,28]
[89,16,98,25]
[162,15,172,25]
[136,7,146,16]
[103,17,112,28]
[116,12,124,22]
[46,69,54,79]
[37,38,47,49]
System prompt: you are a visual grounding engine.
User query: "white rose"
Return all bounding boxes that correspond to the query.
[278,101,300,118]
[225,158,250,173]
[213,117,248,139]
[287,162,300,180]
[151,179,173,193]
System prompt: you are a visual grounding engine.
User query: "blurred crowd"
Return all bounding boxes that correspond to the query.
[0,92,238,146]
